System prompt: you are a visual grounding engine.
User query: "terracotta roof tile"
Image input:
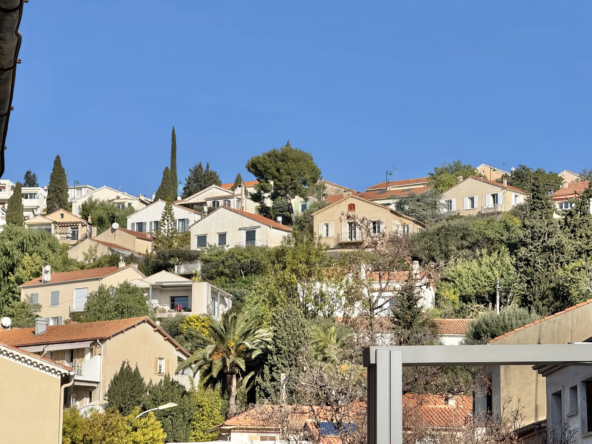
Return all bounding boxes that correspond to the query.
[19,265,143,288]
[551,181,589,199]
[359,186,431,201]
[221,180,259,190]
[325,194,346,204]
[403,394,472,428]
[366,177,430,191]
[0,341,73,372]
[433,319,473,336]
[92,239,133,253]
[0,317,191,357]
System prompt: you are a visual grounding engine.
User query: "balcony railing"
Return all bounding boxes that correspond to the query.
[234,239,269,248]
[336,232,365,244]
[480,204,503,214]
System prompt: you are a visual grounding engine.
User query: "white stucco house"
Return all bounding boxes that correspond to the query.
[0,179,48,220]
[189,207,292,250]
[127,199,201,234]
[71,186,150,216]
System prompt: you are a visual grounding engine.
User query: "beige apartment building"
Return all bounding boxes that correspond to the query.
[19,265,146,323]
[558,169,582,186]
[0,317,190,411]
[0,342,73,444]
[551,180,589,212]
[68,226,154,261]
[474,163,511,182]
[26,209,91,245]
[70,186,150,217]
[312,195,424,249]
[440,176,528,216]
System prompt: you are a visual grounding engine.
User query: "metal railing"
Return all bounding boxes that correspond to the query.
[336,232,365,243]
[234,239,269,248]
[480,204,503,214]
[73,362,83,376]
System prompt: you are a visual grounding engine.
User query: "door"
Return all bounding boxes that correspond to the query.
[245,230,256,246]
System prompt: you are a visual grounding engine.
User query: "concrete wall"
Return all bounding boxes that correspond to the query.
[72,187,146,216]
[441,178,525,216]
[102,322,181,395]
[67,239,111,262]
[0,355,63,444]
[127,200,200,234]
[313,196,422,248]
[490,302,592,428]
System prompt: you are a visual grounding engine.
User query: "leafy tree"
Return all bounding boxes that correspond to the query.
[6,181,24,226]
[106,361,148,415]
[511,175,572,315]
[23,170,38,187]
[394,188,447,225]
[465,306,540,344]
[246,142,322,216]
[231,173,243,191]
[563,186,592,260]
[200,245,269,290]
[190,384,225,442]
[78,282,153,322]
[391,278,438,345]
[158,314,210,354]
[578,169,592,182]
[139,249,200,276]
[257,304,307,403]
[170,127,178,200]
[502,164,563,194]
[80,198,136,234]
[177,310,272,417]
[155,167,173,202]
[308,320,353,364]
[144,374,197,442]
[427,160,476,192]
[181,162,222,198]
[2,297,41,328]
[293,200,329,235]
[47,155,71,212]
[155,200,179,250]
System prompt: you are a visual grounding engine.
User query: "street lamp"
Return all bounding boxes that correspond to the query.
[135,402,177,419]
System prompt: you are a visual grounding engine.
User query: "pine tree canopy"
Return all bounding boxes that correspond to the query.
[181,162,222,198]
[155,166,173,202]
[503,164,563,194]
[155,200,179,250]
[105,361,147,415]
[6,182,24,226]
[23,170,38,187]
[170,126,178,200]
[427,159,476,192]
[246,142,322,205]
[46,155,71,212]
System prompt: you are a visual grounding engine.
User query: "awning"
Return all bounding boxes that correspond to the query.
[19,341,93,353]
[74,380,99,388]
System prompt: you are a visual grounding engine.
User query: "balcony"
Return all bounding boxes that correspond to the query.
[480,204,503,214]
[336,232,365,244]
[234,239,269,248]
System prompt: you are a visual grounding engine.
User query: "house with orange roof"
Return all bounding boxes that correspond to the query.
[558,169,582,186]
[0,316,190,412]
[474,164,511,182]
[177,180,266,215]
[440,176,528,215]
[365,176,430,192]
[126,199,201,235]
[19,264,146,323]
[25,208,92,245]
[190,206,292,249]
[433,318,473,345]
[478,299,592,436]
[312,194,424,250]
[67,225,154,262]
[550,180,590,213]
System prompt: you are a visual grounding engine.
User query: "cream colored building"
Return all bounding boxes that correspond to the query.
[68,226,154,262]
[68,184,95,203]
[481,300,592,431]
[0,342,73,444]
[19,265,146,322]
[127,199,201,235]
[474,164,511,182]
[0,179,48,220]
[440,176,528,216]
[25,209,91,245]
[551,181,589,213]
[130,270,232,319]
[312,195,424,249]
[177,180,264,215]
[558,170,582,186]
[190,206,292,249]
[70,185,149,216]
[365,177,429,192]
[0,317,190,412]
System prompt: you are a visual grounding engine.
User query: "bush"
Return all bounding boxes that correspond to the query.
[465,306,540,344]
[79,282,154,323]
[105,361,147,415]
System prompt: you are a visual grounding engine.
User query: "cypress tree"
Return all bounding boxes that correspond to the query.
[170,126,178,200]
[23,170,38,187]
[46,155,71,212]
[6,182,24,226]
[105,361,147,415]
[155,167,172,202]
[231,173,243,191]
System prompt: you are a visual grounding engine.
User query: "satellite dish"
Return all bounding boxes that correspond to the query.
[1,317,11,329]
[111,222,119,231]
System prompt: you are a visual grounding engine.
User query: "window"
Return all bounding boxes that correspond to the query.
[157,357,166,375]
[51,291,60,307]
[403,225,410,235]
[218,233,227,246]
[70,227,79,241]
[73,288,88,312]
[127,203,132,207]
[76,189,82,197]
[0,186,5,192]
[348,222,357,241]
[568,385,578,415]
[60,213,65,219]
[468,196,476,209]
[136,222,145,233]
[559,201,572,211]
[116,203,125,210]
[325,223,330,237]
[347,203,356,211]
[30,293,38,304]
[153,221,159,232]
[49,317,62,326]
[23,193,38,199]
[259,435,278,442]
[371,220,381,235]
[551,391,562,436]
[178,218,188,233]
[212,201,220,208]
[197,235,207,247]
[171,296,189,312]
[444,200,453,211]
[88,390,93,404]
[301,202,307,212]
[489,193,499,206]
[246,230,256,246]
[223,200,231,207]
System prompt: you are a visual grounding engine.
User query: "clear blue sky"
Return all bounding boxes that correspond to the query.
[7,1,592,196]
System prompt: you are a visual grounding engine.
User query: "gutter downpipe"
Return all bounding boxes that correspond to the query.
[97,339,104,402]
[59,372,75,444]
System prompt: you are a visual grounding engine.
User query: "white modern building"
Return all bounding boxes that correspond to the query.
[127,199,201,234]
[71,186,150,216]
[0,179,48,221]
[68,184,96,203]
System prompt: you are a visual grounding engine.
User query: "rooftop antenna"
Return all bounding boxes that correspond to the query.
[385,170,392,190]
[391,167,407,189]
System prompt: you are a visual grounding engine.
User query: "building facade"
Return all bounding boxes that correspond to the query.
[25,209,91,245]
[67,227,154,262]
[551,181,590,213]
[127,199,201,235]
[71,186,149,216]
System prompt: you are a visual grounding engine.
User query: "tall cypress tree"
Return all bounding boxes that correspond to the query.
[170,126,178,200]
[6,182,24,226]
[105,361,147,415]
[46,155,71,212]
[155,167,172,202]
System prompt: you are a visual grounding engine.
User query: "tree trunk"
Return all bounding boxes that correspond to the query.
[227,372,238,418]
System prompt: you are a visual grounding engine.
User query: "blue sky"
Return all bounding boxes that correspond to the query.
[7,1,592,196]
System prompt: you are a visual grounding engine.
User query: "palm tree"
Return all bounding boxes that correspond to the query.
[177,310,272,417]
[309,323,352,364]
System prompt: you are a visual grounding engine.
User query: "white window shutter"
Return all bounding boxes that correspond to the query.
[318,223,324,237]
[451,198,456,210]
[356,224,362,240]
[589,198,592,215]
[328,222,334,237]
[474,196,478,208]
[341,222,347,239]
[463,197,469,210]
[392,221,401,234]
[485,194,491,207]
[497,193,502,205]
[131,222,136,231]
[380,220,385,233]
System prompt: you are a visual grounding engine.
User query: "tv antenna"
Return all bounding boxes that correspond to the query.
[391,167,407,188]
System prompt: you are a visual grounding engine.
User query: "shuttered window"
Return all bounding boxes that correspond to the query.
[30,293,38,304]
[50,291,59,307]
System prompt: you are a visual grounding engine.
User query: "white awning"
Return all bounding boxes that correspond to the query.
[74,380,99,388]
[19,341,93,353]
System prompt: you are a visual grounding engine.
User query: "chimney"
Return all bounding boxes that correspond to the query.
[457,176,463,184]
[35,318,47,335]
[41,265,51,283]
[503,177,508,187]
[277,216,283,225]
[118,260,126,269]
[445,395,455,406]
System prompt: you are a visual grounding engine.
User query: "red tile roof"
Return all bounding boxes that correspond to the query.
[118,228,154,240]
[200,207,292,233]
[325,194,346,204]
[403,394,472,428]
[489,298,592,343]
[366,177,430,191]
[433,319,473,336]
[551,181,589,200]
[19,265,143,288]
[0,341,73,372]
[221,180,259,190]
[92,239,133,253]
[0,317,191,357]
